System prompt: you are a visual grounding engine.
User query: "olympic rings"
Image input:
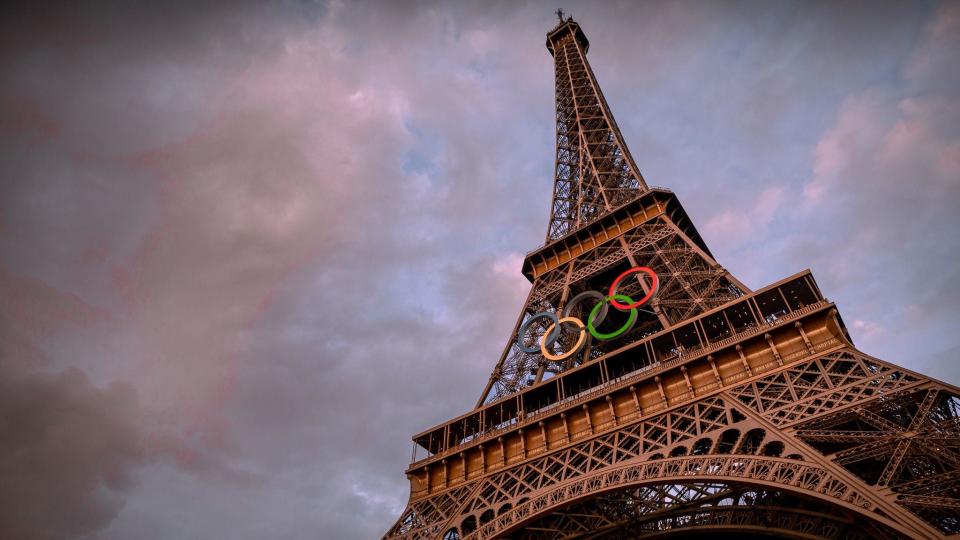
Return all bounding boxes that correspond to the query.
[515,266,659,362]
[609,266,659,310]
[540,317,587,361]
[587,294,637,340]
[516,312,560,353]
[562,290,608,323]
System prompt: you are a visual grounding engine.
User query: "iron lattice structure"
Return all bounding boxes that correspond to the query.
[385,17,960,540]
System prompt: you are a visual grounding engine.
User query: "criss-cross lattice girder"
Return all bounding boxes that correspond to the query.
[545,19,647,241]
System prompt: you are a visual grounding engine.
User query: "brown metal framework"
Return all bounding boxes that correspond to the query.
[384,16,960,540]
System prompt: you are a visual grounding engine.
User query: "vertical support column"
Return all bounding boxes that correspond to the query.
[654,376,667,406]
[749,297,765,325]
[745,297,763,326]
[459,452,467,481]
[478,444,485,474]
[497,437,506,467]
[560,413,571,442]
[795,321,815,354]
[722,310,736,336]
[582,404,593,435]
[765,333,783,366]
[606,395,617,426]
[518,428,526,459]
[441,458,448,488]
[732,432,747,455]
[539,421,548,452]
[645,340,657,365]
[707,355,722,386]
[680,366,694,397]
[778,287,793,314]
[629,385,642,418]
[425,464,431,493]
[803,275,822,302]
[696,319,710,347]
[736,345,753,376]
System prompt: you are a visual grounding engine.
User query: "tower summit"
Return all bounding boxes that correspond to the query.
[544,15,646,241]
[385,16,960,540]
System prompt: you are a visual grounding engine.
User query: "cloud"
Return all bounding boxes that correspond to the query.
[766,1,960,380]
[851,319,882,340]
[1,2,549,536]
[703,184,785,253]
[0,258,148,539]
[0,367,143,540]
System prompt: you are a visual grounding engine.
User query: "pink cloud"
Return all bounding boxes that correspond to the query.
[703,184,784,252]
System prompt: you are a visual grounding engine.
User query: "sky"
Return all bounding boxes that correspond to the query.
[0,1,958,538]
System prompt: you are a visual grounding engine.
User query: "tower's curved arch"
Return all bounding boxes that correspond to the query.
[492,483,902,539]
[463,456,915,539]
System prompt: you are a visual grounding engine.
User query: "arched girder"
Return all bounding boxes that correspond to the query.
[465,456,921,539]
[517,485,905,540]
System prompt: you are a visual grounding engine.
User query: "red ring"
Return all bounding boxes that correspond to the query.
[608,266,659,310]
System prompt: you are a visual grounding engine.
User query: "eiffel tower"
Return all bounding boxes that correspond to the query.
[385,15,960,540]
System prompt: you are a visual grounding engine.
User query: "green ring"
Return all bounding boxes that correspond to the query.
[587,294,637,340]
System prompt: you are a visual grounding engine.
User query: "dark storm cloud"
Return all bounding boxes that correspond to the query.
[0,1,957,539]
[0,263,142,539]
[0,366,143,540]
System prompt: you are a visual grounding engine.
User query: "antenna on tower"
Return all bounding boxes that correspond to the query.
[555,8,564,22]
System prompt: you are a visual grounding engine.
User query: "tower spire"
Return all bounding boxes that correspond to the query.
[545,19,648,241]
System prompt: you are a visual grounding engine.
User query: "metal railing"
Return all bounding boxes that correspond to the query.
[408,300,833,471]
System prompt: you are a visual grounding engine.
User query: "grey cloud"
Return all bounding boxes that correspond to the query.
[0,366,143,540]
[0,1,957,539]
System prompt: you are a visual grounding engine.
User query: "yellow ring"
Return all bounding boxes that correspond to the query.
[540,316,587,361]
